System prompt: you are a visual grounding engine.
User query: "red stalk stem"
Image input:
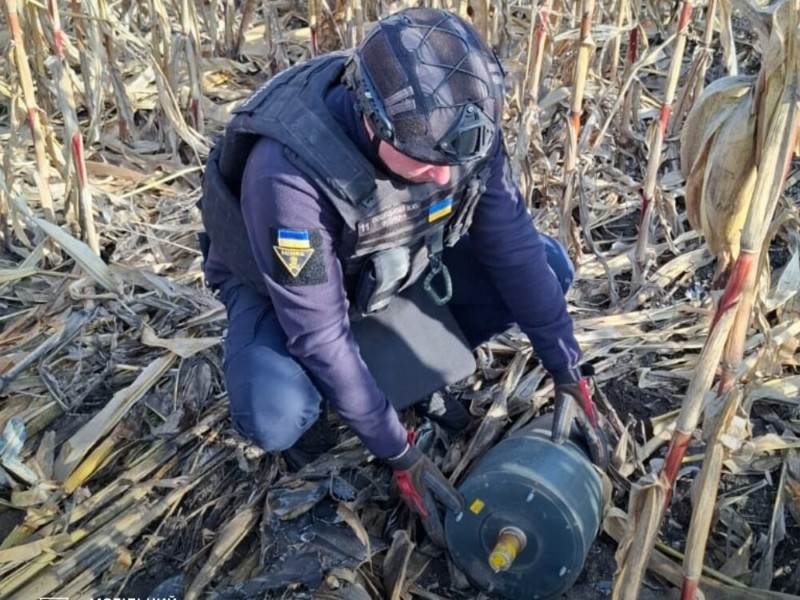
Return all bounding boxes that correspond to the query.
[710,252,756,330]
[680,579,699,600]
[627,26,638,64]
[661,430,692,504]
[71,132,87,188]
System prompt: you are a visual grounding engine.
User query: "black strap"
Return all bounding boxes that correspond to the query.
[423,227,452,305]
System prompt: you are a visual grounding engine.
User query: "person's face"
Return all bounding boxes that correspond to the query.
[363,118,451,186]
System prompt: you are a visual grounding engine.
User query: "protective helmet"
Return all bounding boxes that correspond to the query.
[346,7,505,166]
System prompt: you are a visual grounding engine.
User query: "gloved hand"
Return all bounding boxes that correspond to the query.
[386,431,464,546]
[552,367,610,470]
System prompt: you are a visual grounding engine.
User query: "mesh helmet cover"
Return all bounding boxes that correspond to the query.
[352,8,504,165]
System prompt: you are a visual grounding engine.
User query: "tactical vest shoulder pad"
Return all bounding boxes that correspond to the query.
[218,52,378,212]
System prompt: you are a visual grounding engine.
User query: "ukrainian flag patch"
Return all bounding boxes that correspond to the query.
[270,228,327,286]
[428,197,453,222]
[277,229,311,249]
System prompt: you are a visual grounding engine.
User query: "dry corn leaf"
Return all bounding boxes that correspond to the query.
[0,267,37,284]
[611,472,668,599]
[785,450,800,527]
[34,430,56,481]
[718,530,752,580]
[383,529,414,600]
[9,195,119,293]
[141,325,220,359]
[699,92,757,266]
[765,249,800,312]
[336,502,371,560]
[62,425,126,494]
[680,75,753,176]
[752,461,787,589]
[54,354,176,483]
[683,146,711,234]
[0,533,71,564]
[680,76,753,232]
[718,0,738,75]
[185,506,260,600]
[725,434,800,474]
[449,387,507,483]
[266,482,328,521]
[9,481,53,507]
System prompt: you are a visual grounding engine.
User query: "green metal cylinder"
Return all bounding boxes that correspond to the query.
[444,416,603,600]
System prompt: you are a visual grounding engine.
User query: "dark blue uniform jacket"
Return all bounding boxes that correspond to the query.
[204,84,582,458]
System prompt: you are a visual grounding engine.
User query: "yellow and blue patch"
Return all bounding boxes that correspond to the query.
[428,197,453,222]
[271,228,327,285]
[276,229,311,249]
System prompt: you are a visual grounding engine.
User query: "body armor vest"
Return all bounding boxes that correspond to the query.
[199,52,491,314]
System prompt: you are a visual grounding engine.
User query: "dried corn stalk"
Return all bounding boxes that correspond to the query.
[669,0,722,136]
[560,0,596,252]
[612,304,739,599]
[607,0,629,82]
[44,0,100,255]
[680,387,743,599]
[614,1,800,597]
[171,0,204,133]
[5,0,55,224]
[97,0,135,140]
[512,0,552,195]
[633,0,694,280]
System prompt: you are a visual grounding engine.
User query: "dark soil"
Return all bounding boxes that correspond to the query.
[16,365,799,600]
[603,380,800,597]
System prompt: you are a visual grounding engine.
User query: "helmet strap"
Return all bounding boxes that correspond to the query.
[360,111,399,178]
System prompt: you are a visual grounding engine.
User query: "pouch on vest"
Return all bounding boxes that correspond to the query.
[351,277,476,410]
[445,175,485,246]
[354,247,411,315]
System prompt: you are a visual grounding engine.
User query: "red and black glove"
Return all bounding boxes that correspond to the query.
[552,367,610,470]
[385,431,464,547]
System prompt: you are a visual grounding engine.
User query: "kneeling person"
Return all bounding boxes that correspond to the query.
[198,7,606,546]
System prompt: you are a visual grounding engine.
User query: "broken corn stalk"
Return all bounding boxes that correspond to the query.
[612,303,738,599]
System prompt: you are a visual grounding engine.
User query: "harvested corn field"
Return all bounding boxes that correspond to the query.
[1,1,800,599]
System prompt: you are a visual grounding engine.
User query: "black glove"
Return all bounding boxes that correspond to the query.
[552,370,610,470]
[386,431,464,546]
